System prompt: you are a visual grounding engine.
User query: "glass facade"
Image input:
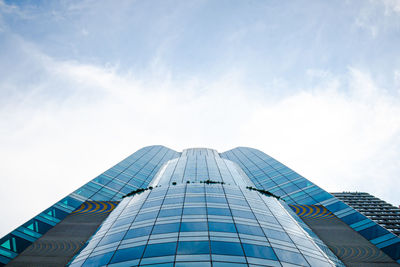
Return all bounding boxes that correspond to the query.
[221,147,400,263]
[1,146,399,266]
[69,184,337,267]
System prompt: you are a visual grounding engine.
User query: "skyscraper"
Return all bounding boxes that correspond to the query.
[1,146,399,266]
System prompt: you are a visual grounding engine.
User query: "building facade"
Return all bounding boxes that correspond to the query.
[332,192,400,237]
[1,146,399,266]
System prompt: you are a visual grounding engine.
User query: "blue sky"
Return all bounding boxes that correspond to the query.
[1,0,400,236]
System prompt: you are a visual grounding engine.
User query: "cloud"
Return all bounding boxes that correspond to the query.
[381,0,400,14]
[1,37,400,237]
[241,67,400,206]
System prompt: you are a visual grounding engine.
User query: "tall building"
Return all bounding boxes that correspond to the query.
[332,192,400,237]
[1,146,399,266]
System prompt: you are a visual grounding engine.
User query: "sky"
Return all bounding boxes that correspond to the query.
[0,0,400,237]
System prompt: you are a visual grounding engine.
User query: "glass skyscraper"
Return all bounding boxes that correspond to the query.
[1,146,399,266]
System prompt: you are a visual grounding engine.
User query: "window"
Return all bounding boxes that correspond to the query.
[183,207,206,215]
[236,224,264,236]
[274,248,308,266]
[207,207,231,216]
[231,209,256,220]
[242,243,277,260]
[159,208,182,217]
[180,222,208,232]
[97,231,125,246]
[177,241,210,254]
[143,242,177,258]
[83,251,114,266]
[152,223,180,234]
[109,245,145,264]
[210,241,244,256]
[124,226,152,239]
[208,222,236,233]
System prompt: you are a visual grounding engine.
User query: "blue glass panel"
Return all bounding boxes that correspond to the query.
[242,243,277,260]
[112,217,133,228]
[255,213,278,224]
[207,207,231,216]
[231,209,256,220]
[135,211,158,222]
[143,242,177,258]
[180,222,208,232]
[325,201,348,212]
[236,224,264,236]
[109,245,145,263]
[98,231,125,246]
[152,223,180,234]
[163,197,184,205]
[142,199,164,209]
[125,226,152,239]
[177,241,210,254]
[359,224,388,240]
[263,228,291,242]
[183,207,206,215]
[82,251,114,266]
[159,208,182,217]
[213,263,247,267]
[208,222,236,233]
[175,262,209,267]
[186,186,204,193]
[274,248,308,265]
[381,241,400,261]
[228,198,248,206]
[168,187,185,194]
[206,197,227,203]
[210,241,244,256]
[341,212,366,225]
[186,196,205,203]
[310,191,332,202]
[206,187,224,193]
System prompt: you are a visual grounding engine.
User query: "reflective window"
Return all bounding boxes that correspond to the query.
[177,241,209,254]
[231,209,256,220]
[210,241,244,256]
[180,222,208,232]
[152,223,180,234]
[109,245,145,264]
[125,226,152,239]
[207,207,231,216]
[135,211,158,222]
[83,251,114,266]
[159,208,182,217]
[236,224,264,236]
[183,207,206,215]
[208,222,236,233]
[263,228,291,242]
[274,248,309,265]
[242,243,277,260]
[98,231,125,246]
[143,242,177,258]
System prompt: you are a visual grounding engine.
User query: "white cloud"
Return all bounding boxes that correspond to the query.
[241,67,400,206]
[1,43,400,237]
[381,0,400,14]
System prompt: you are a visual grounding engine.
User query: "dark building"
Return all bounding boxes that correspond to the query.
[1,146,399,266]
[332,192,400,237]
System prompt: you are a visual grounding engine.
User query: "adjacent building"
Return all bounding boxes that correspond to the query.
[1,146,399,266]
